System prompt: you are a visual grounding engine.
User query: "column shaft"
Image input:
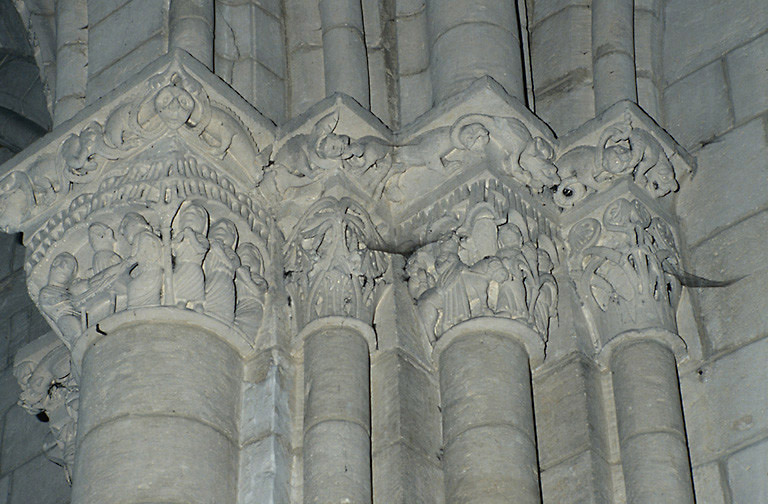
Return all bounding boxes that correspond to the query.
[319,0,370,108]
[611,340,695,504]
[439,332,540,504]
[54,0,87,125]
[427,0,525,103]
[71,322,241,504]
[592,0,637,114]
[303,326,372,503]
[169,0,215,68]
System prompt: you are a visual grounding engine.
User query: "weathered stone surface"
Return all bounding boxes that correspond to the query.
[726,437,768,503]
[692,462,728,504]
[9,455,69,504]
[373,441,443,504]
[663,60,732,150]
[681,336,768,463]
[677,119,768,246]
[238,435,291,504]
[663,0,768,85]
[725,32,768,123]
[540,449,612,504]
[0,406,47,473]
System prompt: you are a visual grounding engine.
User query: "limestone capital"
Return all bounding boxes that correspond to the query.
[284,197,387,330]
[407,201,558,345]
[0,52,278,352]
[565,194,682,347]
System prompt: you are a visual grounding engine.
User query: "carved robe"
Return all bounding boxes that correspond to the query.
[203,241,240,323]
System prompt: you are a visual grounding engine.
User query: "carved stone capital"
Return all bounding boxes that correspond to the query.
[14,333,79,483]
[0,52,277,352]
[566,196,682,346]
[284,197,386,329]
[407,201,558,344]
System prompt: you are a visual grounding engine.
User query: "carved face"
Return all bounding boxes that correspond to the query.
[88,223,115,251]
[154,86,195,128]
[209,219,238,248]
[119,212,151,245]
[458,123,490,152]
[602,146,632,175]
[176,203,208,234]
[316,134,351,160]
[0,191,26,232]
[49,253,77,286]
[647,164,678,197]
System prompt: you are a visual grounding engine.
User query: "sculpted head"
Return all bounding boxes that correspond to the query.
[602,145,632,175]
[174,202,208,235]
[458,123,490,152]
[209,219,238,248]
[646,163,678,197]
[48,252,77,286]
[88,222,115,251]
[154,86,195,128]
[316,133,352,160]
[119,212,151,244]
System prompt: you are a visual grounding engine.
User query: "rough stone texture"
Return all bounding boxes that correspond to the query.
[726,437,768,503]
[9,455,69,504]
[663,60,733,150]
[681,336,768,463]
[692,463,728,504]
[676,118,768,247]
[725,32,768,123]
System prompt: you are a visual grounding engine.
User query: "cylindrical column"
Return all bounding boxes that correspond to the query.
[611,339,695,504]
[169,0,215,69]
[303,324,372,503]
[427,0,525,104]
[319,0,370,108]
[592,0,637,114]
[438,329,540,504]
[54,0,87,125]
[71,321,241,504]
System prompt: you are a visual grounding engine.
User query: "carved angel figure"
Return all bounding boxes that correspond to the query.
[79,222,130,320]
[119,212,163,307]
[203,218,240,323]
[234,243,268,337]
[171,202,210,310]
[39,253,82,349]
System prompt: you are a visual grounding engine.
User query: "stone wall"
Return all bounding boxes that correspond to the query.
[668,0,768,500]
[0,233,70,504]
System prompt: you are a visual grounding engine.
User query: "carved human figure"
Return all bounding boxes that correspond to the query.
[38,253,82,348]
[203,218,240,323]
[171,202,210,310]
[495,222,528,318]
[234,243,268,336]
[82,222,127,319]
[119,212,163,307]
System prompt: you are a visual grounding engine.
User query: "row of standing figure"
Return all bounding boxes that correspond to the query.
[39,204,267,349]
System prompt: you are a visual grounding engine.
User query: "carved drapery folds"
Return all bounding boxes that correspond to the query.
[14,335,79,483]
[407,201,558,343]
[284,197,386,329]
[568,197,681,345]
